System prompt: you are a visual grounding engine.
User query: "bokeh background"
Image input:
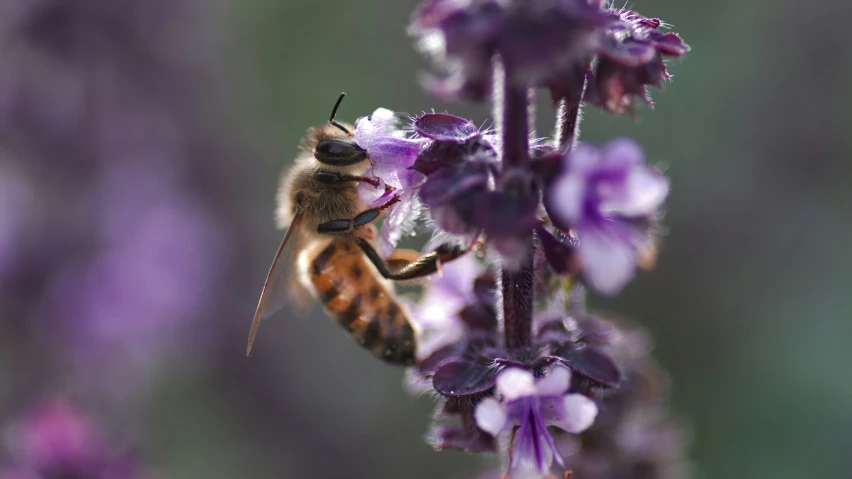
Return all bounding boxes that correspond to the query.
[0,0,849,478]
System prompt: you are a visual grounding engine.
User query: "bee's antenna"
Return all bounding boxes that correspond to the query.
[329,92,352,136]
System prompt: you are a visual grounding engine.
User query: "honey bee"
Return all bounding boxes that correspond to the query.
[246,94,467,365]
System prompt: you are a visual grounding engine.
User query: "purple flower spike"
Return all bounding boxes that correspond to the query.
[354,108,429,255]
[474,367,598,479]
[545,138,668,295]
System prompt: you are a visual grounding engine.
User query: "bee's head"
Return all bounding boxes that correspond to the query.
[313,92,369,166]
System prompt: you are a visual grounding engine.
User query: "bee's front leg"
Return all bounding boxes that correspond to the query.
[316,195,400,234]
[357,239,470,281]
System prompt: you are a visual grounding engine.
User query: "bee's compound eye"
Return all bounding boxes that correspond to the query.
[316,140,349,155]
[315,140,367,166]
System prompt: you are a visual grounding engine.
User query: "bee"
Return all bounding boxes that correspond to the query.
[246,93,467,365]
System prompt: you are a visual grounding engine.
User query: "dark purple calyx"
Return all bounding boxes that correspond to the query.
[551,342,621,388]
[433,357,500,397]
[414,113,481,142]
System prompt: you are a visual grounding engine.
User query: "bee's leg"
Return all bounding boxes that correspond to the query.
[357,238,469,281]
[385,249,422,272]
[316,195,401,234]
[314,171,381,187]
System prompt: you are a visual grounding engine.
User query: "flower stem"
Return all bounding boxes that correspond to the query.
[500,76,530,167]
[555,71,588,150]
[495,62,535,353]
[501,254,535,352]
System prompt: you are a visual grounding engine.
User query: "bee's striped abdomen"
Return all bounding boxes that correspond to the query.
[309,241,415,365]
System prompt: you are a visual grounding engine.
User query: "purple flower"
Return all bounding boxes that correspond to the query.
[586,10,690,115]
[409,0,608,101]
[411,113,540,256]
[41,161,229,387]
[474,367,598,479]
[409,266,502,454]
[355,110,514,247]
[545,139,668,295]
[413,253,484,362]
[2,400,147,479]
[354,108,429,256]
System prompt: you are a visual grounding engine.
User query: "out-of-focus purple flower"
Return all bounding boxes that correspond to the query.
[355,108,429,256]
[409,265,502,454]
[586,10,690,115]
[409,0,608,101]
[42,162,228,381]
[0,163,32,282]
[545,139,668,295]
[474,367,597,479]
[564,318,693,478]
[2,400,147,479]
[413,253,484,362]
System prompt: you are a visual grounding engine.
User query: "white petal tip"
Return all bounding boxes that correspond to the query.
[474,398,507,436]
[561,394,598,433]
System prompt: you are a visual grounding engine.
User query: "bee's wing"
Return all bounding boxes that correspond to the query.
[246,208,305,357]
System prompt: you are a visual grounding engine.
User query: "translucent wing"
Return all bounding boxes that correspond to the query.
[246,209,304,357]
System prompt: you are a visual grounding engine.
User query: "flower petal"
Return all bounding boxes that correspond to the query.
[577,222,636,295]
[474,398,507,436]
[496,368,537,401]
[508,407,556,479]
[534,366,571,396]
[356,175,389,207]
[366,137,426,187]
[366,107,399,133]
[599,137,645,170]
[546,172,585,225]
[555,393,598,433]
[379,189,421,257]
[599,166,669,217]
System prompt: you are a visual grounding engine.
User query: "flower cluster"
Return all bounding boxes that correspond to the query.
[409,0,688,111]
[350,0,690,477]
[587,10,690,115]
[0,400,151,479]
